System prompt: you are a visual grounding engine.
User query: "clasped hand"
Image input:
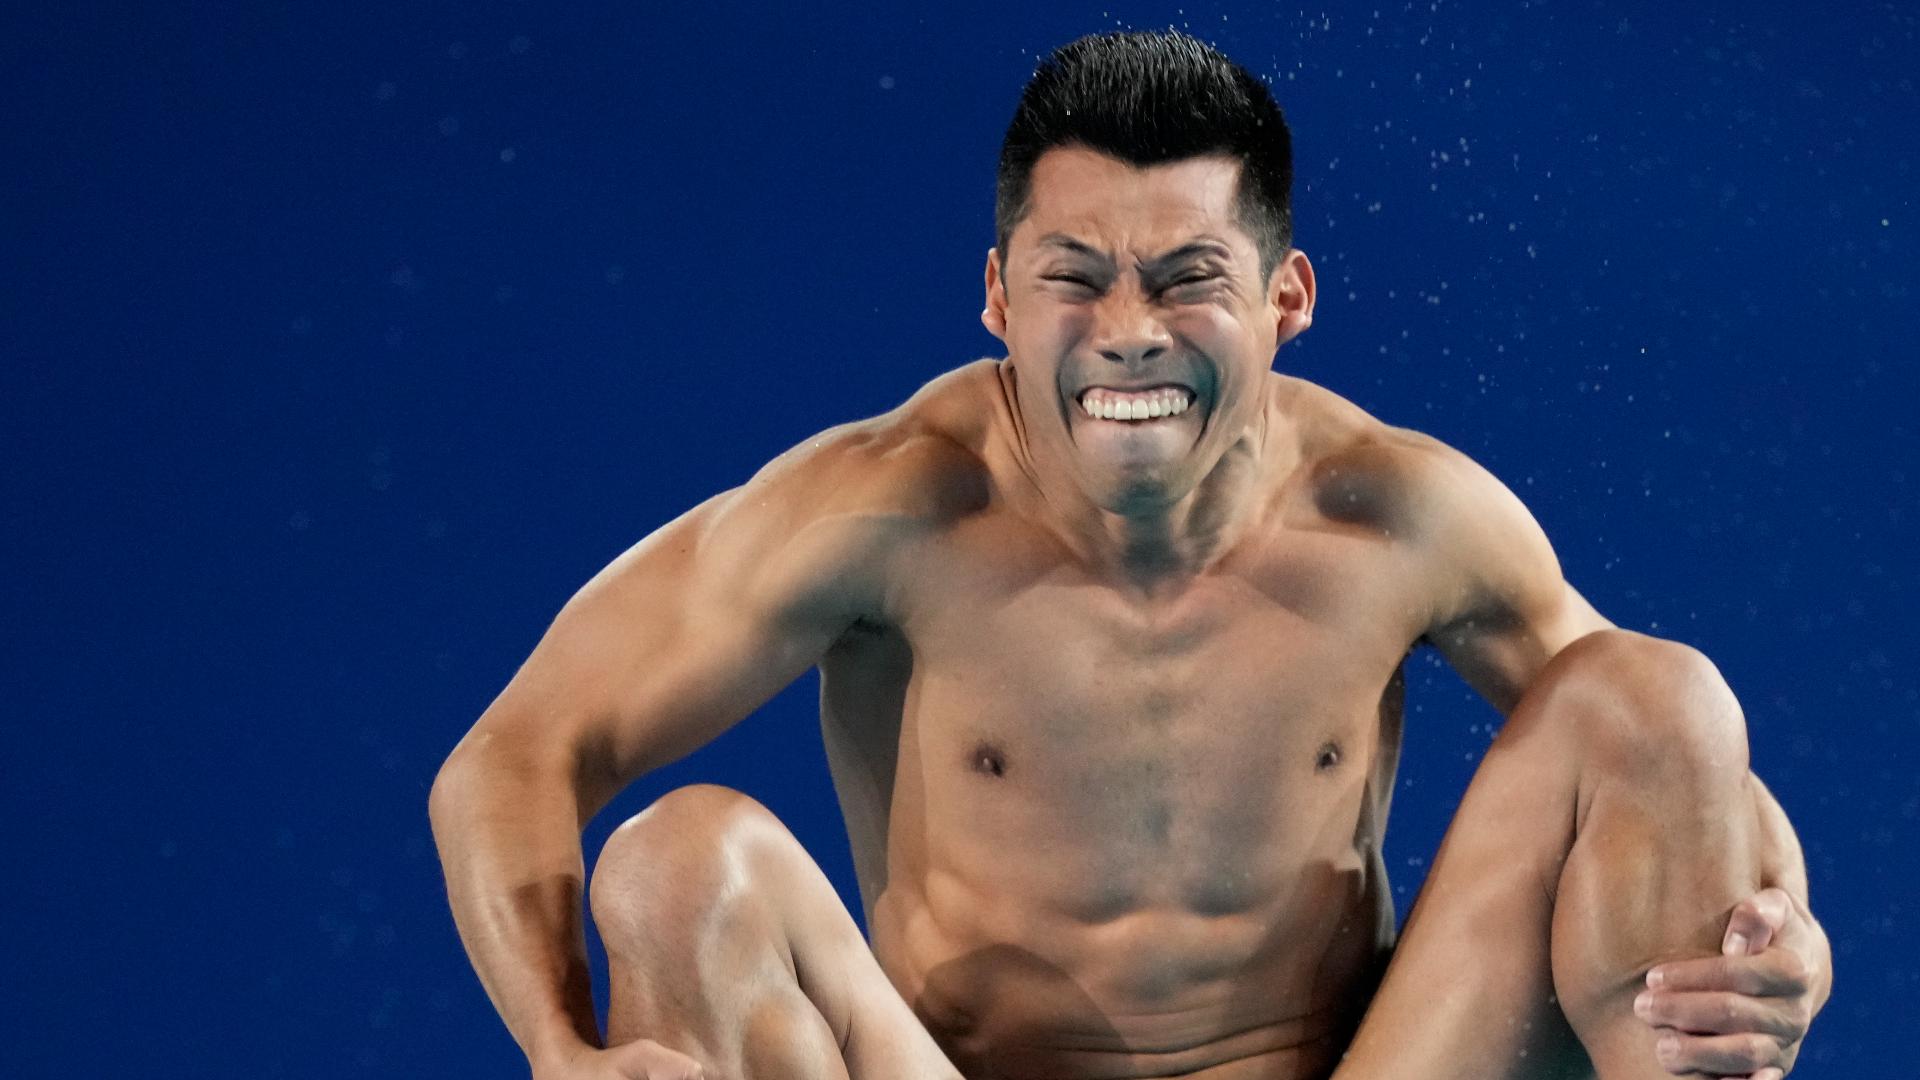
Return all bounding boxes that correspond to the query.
[1635,887,1829,1079]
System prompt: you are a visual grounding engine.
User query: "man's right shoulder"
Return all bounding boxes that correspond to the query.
[640,363,997,630]
[732,359,1000,535]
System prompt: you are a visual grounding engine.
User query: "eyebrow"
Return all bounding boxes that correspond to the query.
[1036,232,1235,268]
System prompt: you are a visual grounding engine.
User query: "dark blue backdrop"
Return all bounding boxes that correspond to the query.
[5,2,1913,1077]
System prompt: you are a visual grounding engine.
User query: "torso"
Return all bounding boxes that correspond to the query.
[816,361,1435,1080]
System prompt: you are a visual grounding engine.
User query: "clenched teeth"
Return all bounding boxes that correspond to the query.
[1078,386,1195,421]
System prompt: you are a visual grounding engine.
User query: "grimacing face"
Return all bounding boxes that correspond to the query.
[983,146,1315,515]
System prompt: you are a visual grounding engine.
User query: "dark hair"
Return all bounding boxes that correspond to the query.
[995,30,1294,280]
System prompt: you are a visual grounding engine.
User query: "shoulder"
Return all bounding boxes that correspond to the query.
[1274,374,1573,634]
[543,363,1000,652]
[686,362,996,611]
[1273,375,1476,541]
[737,359,996,528]
[1275,375,1555,578]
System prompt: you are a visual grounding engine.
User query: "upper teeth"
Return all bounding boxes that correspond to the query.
[1079,387,1194,421]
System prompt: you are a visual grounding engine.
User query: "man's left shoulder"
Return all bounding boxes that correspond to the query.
[1273,374,1484,540]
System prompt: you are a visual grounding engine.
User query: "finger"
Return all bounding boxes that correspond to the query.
[1723,889,1793,955]
[1750,1069,1785,1080]
[1634,989,1800,1040]
[1653,1030,1782,1076]
[1647,954,1805,997]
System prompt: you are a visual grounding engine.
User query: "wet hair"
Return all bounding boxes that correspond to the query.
[994,29,1294,280]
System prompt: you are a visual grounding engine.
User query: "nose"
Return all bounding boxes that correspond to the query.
[1088,285,1172,366]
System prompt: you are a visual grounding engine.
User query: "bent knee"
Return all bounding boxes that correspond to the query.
[1535,630,1750,782]
[590,784,795,933]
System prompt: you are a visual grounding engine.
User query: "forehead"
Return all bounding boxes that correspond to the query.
[1015,146,1251,259]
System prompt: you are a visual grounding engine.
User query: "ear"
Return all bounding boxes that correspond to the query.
[1267,248,1316,346]
[982,246,1009,341]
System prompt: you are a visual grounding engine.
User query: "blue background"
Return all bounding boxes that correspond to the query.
[4,2,1913,1076]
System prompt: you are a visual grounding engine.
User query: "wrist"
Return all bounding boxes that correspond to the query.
[525,1018,597,1074]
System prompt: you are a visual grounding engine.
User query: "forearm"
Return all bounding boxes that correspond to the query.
[429,746,603,1065]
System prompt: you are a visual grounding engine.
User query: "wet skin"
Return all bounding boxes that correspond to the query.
[827,364,1424,1079]
[800,148,1594,1075]
[432,146,1828,1080]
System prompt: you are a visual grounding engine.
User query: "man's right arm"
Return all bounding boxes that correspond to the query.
[427,426,911,1074]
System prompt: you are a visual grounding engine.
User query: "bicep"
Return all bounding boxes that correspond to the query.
[1431,579,1612,711]
[467,483,877,812]
[1410,442,1612,710]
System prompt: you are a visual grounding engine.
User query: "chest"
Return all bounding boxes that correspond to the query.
[895,514,1419,717]
[872,521,1415,823]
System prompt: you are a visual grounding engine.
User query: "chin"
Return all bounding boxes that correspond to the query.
[1086,467,1198,515]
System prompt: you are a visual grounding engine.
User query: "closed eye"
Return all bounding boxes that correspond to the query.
[1155,273,1219,300]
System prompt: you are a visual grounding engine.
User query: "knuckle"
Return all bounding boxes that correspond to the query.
[1660,959,1705,991]
[1775,948,1812,987]
[1739,1033,1777,1068]
[1719,962,1751,993]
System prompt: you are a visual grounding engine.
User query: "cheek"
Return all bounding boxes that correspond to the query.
[1169,302,1244,344]
[1171,309,1257,373]
[1019,312,1090,360]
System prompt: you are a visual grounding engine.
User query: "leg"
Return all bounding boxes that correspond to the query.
[1335,630,1770,1079]
[589,784,964,1080]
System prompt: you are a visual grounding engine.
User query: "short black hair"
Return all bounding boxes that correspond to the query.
[995,30,1294,281]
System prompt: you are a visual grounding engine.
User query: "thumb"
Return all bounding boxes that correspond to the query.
[608,1038,707,1080]
[1723,887,1791,956]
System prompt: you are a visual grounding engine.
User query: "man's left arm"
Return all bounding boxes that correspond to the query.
[1400,434,1833,1078]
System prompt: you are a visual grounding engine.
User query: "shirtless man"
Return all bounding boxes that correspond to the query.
[430,30,1830,1080]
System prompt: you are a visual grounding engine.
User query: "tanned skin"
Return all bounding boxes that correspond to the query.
[431,147,1829,1080]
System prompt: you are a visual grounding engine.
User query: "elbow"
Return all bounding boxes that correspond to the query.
[428,729,599,835]
[428,732,507,833]
[427,748,477,837]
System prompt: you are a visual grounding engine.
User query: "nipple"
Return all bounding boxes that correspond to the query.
[1314,741,1343,772]
[971,741,1008,777]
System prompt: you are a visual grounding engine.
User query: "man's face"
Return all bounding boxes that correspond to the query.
[983,146,1314,514]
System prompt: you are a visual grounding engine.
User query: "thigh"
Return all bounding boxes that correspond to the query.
[1334,632,1765,1080]
[1332,697,1594,1080]
[591,785,961,1080]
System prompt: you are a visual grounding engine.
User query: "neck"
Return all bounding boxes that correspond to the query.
[995,361,1287,588]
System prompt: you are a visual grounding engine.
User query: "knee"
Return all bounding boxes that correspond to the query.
[1534,630,1750,785]
[590,784,789,937]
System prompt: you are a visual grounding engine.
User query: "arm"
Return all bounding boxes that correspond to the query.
[1402,436,1613,706]
[427,426,912,1073]
[1403,435,1831,1077]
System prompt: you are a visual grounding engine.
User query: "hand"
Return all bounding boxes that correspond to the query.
[1634,887,1828,1079]
[533,1038,709,1080]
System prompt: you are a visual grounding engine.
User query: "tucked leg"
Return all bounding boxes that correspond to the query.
[1334,630,1773,1079]
[589,784,963,1080]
